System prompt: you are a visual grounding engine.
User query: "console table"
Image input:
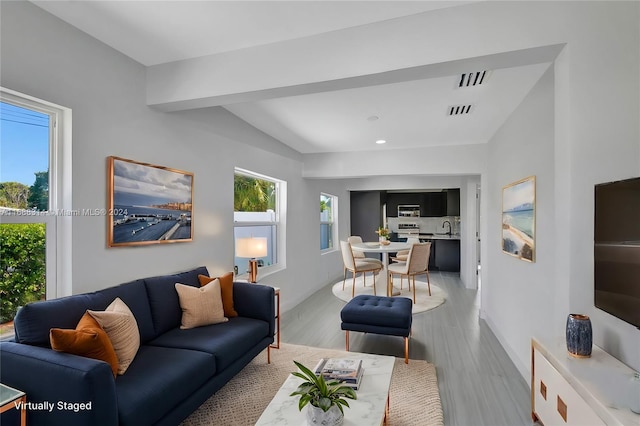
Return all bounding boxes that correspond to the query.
[531,337,640,425]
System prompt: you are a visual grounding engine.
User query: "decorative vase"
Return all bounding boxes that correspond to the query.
[379,236,387,243]
[566,314,592,358]
[306,404,344,426]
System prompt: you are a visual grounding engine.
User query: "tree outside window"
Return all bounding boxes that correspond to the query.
[321,193,337,251]
[233,169,283,276]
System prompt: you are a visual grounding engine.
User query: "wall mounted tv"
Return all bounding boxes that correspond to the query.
[594,176,640,329]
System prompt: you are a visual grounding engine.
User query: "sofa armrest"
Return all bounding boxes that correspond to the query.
[0,342,118,426]
[233,282,275,335]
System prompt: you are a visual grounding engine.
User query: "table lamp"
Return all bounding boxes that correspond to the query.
[235,237,268,283]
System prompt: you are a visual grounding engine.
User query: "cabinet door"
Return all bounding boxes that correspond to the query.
[434,239,460,271]
[446,189,460,216]
[421,192,445,217]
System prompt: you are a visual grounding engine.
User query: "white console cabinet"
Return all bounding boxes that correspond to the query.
[531,337,640,425]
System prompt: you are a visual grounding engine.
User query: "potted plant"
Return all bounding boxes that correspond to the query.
[290,360,357,426]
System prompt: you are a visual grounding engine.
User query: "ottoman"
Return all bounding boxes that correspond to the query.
[340,295,413,364]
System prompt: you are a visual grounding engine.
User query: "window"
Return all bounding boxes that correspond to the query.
[0,88,71,338]
[320,193,337,251]
[233,168,285,277]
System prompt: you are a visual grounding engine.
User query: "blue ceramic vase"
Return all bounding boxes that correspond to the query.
[566,314,592,358]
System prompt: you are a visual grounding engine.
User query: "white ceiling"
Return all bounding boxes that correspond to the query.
[32,1,553,154]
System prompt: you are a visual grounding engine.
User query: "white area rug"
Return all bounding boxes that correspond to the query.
[332,275,446,314]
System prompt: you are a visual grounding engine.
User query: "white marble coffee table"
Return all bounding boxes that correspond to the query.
[255,352,395,426]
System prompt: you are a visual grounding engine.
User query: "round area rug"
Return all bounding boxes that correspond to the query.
[332,275,446,314]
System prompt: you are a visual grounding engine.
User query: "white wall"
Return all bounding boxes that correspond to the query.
[483,66,557,377]
[0,1,345,313]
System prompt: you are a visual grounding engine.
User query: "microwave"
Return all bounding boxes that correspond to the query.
[398,205,420,217]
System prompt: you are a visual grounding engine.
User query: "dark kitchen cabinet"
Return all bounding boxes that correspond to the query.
[446,189,461,216]
[385,193,421,217]
[421,192,445,217]
[434,239,460,272]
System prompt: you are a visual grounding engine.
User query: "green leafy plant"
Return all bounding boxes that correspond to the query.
[290,360,357,413]
[0,224,46,323]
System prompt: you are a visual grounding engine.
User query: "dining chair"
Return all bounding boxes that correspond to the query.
[346,236,383,288]
[391,237,420,289]
[340,240,383,298]
[388,242,432,303]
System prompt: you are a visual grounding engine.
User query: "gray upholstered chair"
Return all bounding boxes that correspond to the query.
[388,242,432,303]
[340,240,383,298]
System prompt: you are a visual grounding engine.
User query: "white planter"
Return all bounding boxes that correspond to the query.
[306,404,344,426]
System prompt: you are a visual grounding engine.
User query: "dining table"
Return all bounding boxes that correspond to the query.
[350,241,411,297]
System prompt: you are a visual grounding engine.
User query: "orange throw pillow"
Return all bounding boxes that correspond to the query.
[50,312,119,377]
[198,272,238,317]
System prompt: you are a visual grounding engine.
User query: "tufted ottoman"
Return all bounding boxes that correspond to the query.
[340,295,413,364]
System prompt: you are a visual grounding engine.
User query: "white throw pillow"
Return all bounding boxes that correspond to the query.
[175,279,228,330]
[88,297,140,375]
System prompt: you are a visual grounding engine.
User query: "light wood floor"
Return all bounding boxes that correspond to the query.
[280,271,532,426]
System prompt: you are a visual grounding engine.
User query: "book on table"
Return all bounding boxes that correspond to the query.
[313,358,364,389]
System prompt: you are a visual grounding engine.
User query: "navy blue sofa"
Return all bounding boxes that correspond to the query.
[0,266,275,426]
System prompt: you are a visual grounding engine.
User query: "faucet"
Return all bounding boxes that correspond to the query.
[442,220,452,235]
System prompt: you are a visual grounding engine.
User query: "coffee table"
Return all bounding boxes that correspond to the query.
[255,352,395,425]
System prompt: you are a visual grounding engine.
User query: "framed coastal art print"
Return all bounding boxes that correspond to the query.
[501,175,535,262]
[107,156,193,247]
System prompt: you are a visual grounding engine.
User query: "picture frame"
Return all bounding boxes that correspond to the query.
[107,156,193,247]
[502,175,535,262]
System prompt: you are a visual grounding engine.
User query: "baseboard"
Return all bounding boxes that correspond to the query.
[482,315,531,386]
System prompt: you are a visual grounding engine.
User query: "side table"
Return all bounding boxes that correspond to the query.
[0,383,26,426]
[270,287,280,349]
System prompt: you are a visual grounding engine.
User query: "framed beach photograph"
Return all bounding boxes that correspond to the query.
[502,176,535,262]
[107,156,193,247]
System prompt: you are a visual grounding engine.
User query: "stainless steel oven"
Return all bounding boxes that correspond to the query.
[397,222,419,240]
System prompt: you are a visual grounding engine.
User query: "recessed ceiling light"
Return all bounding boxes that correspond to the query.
[376,139,386,144]
[367,116,379,121]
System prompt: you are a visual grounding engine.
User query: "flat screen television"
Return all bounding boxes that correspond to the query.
[594,176,640,329]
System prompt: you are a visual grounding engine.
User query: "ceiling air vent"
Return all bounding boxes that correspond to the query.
[448,104,473,116]
[458,71,488,87]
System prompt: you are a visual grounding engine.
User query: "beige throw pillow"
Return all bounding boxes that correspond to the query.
[175,279,228,329]
[88,297,140,375]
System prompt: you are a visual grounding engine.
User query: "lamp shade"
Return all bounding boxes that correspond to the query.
[235,237,268,258]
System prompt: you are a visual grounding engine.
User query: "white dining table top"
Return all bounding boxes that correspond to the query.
[351,241,411,253]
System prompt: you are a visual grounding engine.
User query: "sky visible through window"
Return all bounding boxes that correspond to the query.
[1,102,49,186]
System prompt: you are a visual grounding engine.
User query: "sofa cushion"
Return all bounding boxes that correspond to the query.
[148,316,269,372]
[144,266,209,336]
[14,292,108,346]
[115,345,216,426]
[198,272,238,317]
[175,279,228,329]
[88,298,140,375]
[49,312,119,377]
[99,279,155,343]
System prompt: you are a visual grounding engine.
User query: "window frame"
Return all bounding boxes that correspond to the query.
[320,192,338,253]
[233,168,286,277]
[0,87,72,301]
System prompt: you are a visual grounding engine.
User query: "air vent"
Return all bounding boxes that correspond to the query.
[448,104,473,116]
[458,71,487,87]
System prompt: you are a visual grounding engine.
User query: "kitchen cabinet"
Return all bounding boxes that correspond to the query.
[421,192,445,217]
[445,189,460,216]
[385,193,421,217]
[434,239,460,272]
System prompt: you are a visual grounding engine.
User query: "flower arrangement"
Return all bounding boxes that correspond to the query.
[375,227,389,238]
